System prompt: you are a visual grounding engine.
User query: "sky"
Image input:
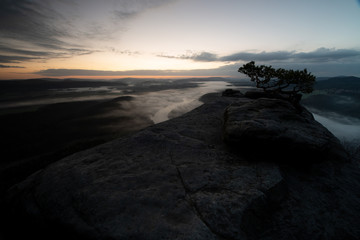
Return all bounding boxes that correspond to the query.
[0,0,360,80]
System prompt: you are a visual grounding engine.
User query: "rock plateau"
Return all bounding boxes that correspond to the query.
[2,92,360,240]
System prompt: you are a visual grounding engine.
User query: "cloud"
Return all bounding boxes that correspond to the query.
[33,47,360,78]
[0,55,41,64]
[0,64,24,68]
[295,48,360,62]
[158,51,218,62]
[219,51,294,62]
[0,0,170,44]
[0,0,70,49]
[109,48,141,56]
[0,0,92,66]
[112,0,176,19]
[158,48,360,63]
[35,60,360,78]
[0,0,175,65]
[0,45,53,57]
[0,46,94,65]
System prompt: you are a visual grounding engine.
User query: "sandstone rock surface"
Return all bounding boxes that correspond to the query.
[3,93,360,240]
[223,98,346,162]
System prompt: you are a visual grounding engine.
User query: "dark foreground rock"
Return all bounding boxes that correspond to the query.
[2,94,360,240]
[223,98,347,163]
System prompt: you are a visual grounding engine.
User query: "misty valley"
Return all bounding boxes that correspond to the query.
[302,76,360,148]
[0,77,359,194]
[0,78,236,193]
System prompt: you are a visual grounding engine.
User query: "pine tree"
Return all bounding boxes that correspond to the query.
[238,61,316,104]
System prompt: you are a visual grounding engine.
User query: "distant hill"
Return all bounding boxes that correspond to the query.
[315,76,360,90]
[0,79,126,92]
[302,76,360,120]
[315,77,331,81]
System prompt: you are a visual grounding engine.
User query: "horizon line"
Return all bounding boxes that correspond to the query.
[0,75,238,81]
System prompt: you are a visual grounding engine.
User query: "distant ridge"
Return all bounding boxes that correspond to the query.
[0,79,126,93]
[315,76,360,90]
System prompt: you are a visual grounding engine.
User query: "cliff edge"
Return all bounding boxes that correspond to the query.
[2,92,360,239]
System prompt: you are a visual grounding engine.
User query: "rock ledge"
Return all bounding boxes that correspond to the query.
[3,93,359,240]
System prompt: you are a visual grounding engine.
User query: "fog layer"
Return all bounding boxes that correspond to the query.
[313,113,360,143]
[113,81,232,124]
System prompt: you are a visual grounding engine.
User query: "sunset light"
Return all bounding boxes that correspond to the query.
[2,1,360,239]
[1,0,359,80]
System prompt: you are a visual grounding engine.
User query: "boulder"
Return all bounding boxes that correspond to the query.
[222,89,243,98]
[223,98,347,163]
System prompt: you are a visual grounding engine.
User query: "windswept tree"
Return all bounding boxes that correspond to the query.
[238,61,316,104]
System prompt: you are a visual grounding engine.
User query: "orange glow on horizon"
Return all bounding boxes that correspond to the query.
[0,70,40,80]
[0,72,233,81]
[55,75,232,79]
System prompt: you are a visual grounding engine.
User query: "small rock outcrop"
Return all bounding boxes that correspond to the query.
[222,89,243,98]
[2,92,360,240]
[244,90,285,100]
[223,98,347,163]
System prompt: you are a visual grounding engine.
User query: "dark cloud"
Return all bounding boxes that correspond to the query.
[0,0,176,44]
[0,0,70,49]
[159,51,218,62]
[158,48,360,64]
[0,64,24,68]
[0,45,94,58]
[0,45,54,57]
[33,47,360,78]
[0,55,41,64]
[295,48,360,62]
[0,0,87,67]
[0,47,94,64]
[0,0,174,66]
[192,52,218,62]
[220,51,294,62]
[35,60,360,78]
[112,0,176,19]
